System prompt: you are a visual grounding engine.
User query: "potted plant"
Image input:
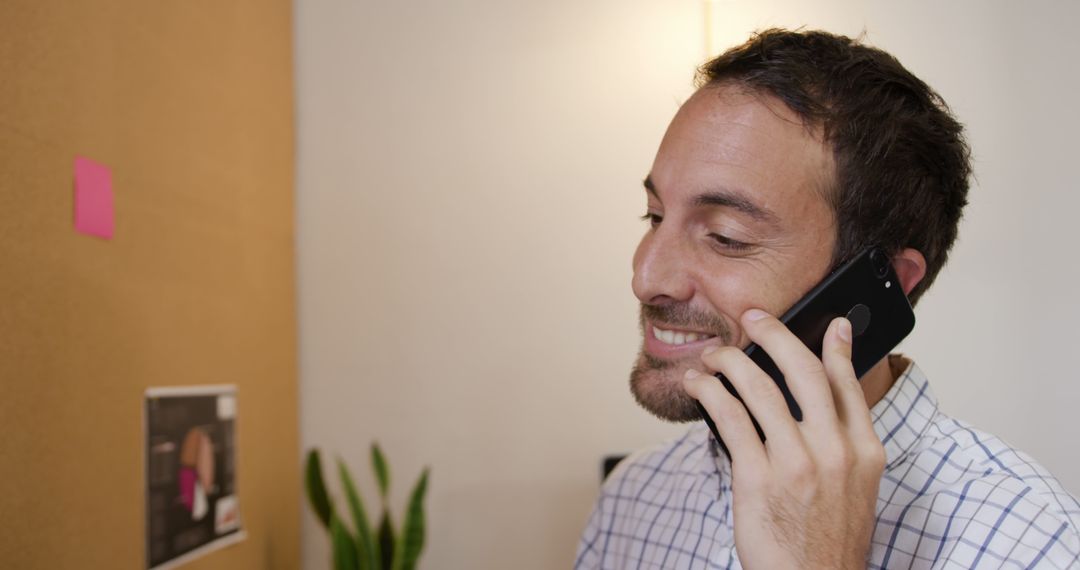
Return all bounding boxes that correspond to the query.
[305,444,430,570]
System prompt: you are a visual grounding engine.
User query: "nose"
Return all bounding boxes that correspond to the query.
[632,227,695,306]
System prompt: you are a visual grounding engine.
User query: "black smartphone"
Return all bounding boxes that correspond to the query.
[696,246,915,457]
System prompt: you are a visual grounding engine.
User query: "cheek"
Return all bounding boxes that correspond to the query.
[698,263,800,345]
[696,265,747,340]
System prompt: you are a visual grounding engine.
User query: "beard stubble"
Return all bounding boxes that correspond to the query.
[629,303,734,422]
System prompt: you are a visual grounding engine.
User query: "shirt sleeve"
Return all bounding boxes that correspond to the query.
[574,496,605,570]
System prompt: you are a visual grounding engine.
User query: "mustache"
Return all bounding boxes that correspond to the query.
[640,303,732,344]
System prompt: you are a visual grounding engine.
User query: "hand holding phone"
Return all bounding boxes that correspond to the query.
[694,246,915,457]
[682,307,887,570]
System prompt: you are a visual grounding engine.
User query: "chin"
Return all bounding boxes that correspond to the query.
[629,353,704,423]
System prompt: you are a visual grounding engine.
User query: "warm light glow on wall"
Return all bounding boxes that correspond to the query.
[704,0,870,59]
[704,0,741,58]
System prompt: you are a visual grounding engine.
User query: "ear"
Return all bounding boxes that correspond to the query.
[892,248,927,296]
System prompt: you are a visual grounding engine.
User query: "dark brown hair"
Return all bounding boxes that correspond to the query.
[698,29,971,304]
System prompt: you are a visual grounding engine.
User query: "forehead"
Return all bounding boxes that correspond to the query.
[649,84,835,220]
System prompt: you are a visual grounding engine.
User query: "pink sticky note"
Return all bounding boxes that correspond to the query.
[74,156,114,239]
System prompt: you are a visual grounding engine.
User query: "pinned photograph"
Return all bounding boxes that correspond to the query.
[145,386,244,570]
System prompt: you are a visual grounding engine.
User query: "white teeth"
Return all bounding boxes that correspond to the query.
[653,326,714,346]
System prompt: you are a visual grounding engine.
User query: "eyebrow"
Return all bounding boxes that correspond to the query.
[643,175,780,225]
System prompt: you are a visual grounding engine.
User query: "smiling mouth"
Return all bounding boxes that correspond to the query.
[651,324,718,346]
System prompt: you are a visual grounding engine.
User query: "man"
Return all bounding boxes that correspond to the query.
[576,29,1080,569]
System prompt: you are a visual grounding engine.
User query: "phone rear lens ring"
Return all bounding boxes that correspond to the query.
[870,248,889,279]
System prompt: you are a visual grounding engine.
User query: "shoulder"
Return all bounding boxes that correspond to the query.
[575,424,717,569]
[599,423,715,498]
[585,423,718,529]
[591,425,721,534]
[926,414,1080,528]
[874,411,1080,568]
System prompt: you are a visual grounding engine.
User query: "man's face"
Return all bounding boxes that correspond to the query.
[630,84,838,422]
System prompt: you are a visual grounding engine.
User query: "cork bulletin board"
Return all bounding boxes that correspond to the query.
[0,1,300,568]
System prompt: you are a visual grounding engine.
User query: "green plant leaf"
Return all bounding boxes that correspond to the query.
[331,514,360,570]
[377,511,395,570]
[371,443,390,501]
[392,468,429,570]
[338,457,377,570]
[305,449,333,529]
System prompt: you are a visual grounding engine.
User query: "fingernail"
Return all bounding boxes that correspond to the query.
[684,368,701,380]
[837,318,852,343]
[745,308,769,321]
[702,345,719,356]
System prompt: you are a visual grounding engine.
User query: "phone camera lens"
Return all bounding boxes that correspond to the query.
[870,249,890,279]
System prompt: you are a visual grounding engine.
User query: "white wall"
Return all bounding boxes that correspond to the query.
[296,1,1080,568]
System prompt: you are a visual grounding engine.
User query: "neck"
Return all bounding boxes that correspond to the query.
[859,354,908,409]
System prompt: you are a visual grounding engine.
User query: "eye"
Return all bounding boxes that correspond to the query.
[640,212,663,228]
[708,233,753,252]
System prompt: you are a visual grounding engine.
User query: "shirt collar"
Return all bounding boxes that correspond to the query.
[870,358,939,469]
[701,358,939,473]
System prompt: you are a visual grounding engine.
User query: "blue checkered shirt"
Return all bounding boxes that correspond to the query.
[576,362,1080,568]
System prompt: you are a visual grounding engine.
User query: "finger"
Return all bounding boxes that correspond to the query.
[821,317,876,442]
[700,345,804,453]
[683,368,768,471]
[739,309,838,428]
